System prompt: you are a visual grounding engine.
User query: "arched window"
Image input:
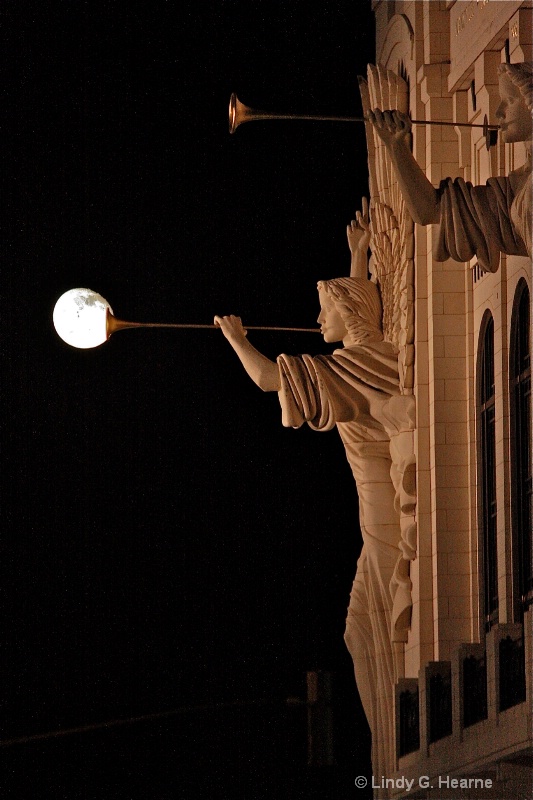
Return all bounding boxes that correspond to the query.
[510,280,532,618]
[478,313,498,631]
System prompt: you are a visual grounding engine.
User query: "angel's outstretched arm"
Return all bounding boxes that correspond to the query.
[366,109,440,226]
[214,315,281,392]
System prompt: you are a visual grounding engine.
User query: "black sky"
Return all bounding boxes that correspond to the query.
[4,3,376,797]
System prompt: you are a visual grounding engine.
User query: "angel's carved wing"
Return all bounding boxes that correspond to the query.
[359,65,415,395]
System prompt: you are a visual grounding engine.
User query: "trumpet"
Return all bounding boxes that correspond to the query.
[53,288,320,350]
[228,93,499,149]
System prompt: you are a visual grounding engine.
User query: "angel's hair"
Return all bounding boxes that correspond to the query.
[318,277,383,344]
[498,62,533,113]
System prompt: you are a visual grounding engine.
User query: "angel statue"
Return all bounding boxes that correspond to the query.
[366,61,533,273]
[358,65,418,648]
[215,203,403,780]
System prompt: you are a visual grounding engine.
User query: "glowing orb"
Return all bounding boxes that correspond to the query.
[53,288,112,349]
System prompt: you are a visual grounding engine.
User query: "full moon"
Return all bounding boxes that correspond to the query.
[53,288,112,349]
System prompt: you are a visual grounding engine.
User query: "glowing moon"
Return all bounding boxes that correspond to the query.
[53,288,112,349]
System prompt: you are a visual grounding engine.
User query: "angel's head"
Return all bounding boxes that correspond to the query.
[317,277,383,346]
[496,62,533,144]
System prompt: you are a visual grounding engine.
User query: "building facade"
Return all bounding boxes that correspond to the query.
[367,2,532,797]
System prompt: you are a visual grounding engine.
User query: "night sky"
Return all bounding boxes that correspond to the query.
[4,3,376,797]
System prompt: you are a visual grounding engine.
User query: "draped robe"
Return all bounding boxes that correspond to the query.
[277,342,401,780]
[435,169,532,273]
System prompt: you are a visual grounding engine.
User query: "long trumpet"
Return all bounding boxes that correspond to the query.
[52,288,320,350]
[228,93,499,149]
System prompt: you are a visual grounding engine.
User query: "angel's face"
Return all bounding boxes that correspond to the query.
[317,290,348,343]
[496,72,532,143]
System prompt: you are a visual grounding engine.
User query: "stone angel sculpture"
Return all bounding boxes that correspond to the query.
[214,205,404,779]
[366,62,533,273]
[358,64,418,649]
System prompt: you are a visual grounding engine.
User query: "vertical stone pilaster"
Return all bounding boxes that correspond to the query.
[418,57,472,663]
[508,7,533,61]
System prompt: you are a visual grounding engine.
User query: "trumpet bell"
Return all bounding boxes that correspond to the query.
[228,93,269,134]
[228,92,240,134]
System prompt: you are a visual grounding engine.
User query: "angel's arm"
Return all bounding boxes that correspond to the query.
[214,315,281,392]
[366,109,440,226]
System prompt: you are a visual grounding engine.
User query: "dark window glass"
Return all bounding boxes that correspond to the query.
[398,687,419,756]
[499,635,526,710]
[479,315,498,631]
[463,653,487,727]
[429,668,452,743]
[510,282,532,618]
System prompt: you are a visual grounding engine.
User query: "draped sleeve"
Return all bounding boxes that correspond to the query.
[435,176,529,273]
[277,345,400,431]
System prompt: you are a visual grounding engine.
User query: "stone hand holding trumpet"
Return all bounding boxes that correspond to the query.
[213,313,281,392]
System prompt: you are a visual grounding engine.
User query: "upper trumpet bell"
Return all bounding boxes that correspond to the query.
[228,93,271,134]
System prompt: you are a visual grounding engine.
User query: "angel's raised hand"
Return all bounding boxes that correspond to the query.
[347,197,371,255]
